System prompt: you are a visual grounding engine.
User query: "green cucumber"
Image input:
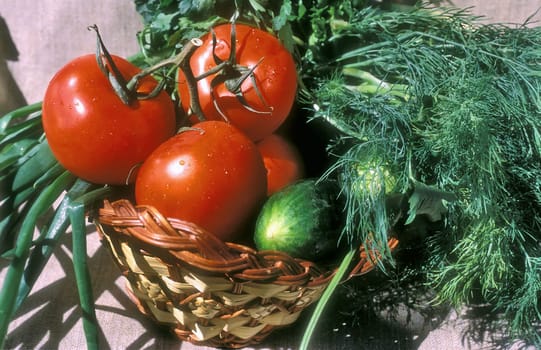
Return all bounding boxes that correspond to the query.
[254,179,343,261]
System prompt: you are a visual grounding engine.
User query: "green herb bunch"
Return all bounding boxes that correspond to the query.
[306,4,541,344]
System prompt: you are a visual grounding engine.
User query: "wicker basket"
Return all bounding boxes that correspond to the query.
[95,199,399,348]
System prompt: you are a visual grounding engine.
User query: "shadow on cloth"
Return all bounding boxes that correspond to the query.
[0,15,27,116]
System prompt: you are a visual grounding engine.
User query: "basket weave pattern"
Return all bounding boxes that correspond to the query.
[95,199,398,348]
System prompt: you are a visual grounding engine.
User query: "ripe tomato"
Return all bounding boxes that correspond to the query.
[42,54,176,185]
[135,120,267,241]
[257,134,304,196]
[178,23,297,142]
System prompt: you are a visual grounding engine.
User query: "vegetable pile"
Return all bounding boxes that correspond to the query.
[2,0,541,348]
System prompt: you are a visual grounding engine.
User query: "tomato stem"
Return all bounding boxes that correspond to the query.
[88,23,209,118]
[88,25,135,105]
[206,13,273,120]
[127,38,201,90]
[88,13,273,122]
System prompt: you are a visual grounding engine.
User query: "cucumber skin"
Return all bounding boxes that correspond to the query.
[254,179,342,261]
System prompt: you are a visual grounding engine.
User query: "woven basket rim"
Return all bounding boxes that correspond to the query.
[95,198,399,285]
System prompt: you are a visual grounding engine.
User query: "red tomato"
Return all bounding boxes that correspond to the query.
[135,120,267,241]
[178,23,297,142]
[42,54,176,185]
[257,134,304,195]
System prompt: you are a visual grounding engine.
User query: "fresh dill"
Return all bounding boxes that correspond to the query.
[300,3,541,346]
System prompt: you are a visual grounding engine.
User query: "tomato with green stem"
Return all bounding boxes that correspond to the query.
[42,53,177,185]
[178,22,297,142]
[135,120,267,241]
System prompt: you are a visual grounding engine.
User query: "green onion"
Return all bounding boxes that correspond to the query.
[0,171,75,348]
[300,249,356,350]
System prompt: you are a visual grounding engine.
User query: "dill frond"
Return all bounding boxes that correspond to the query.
[303,3,541,345]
